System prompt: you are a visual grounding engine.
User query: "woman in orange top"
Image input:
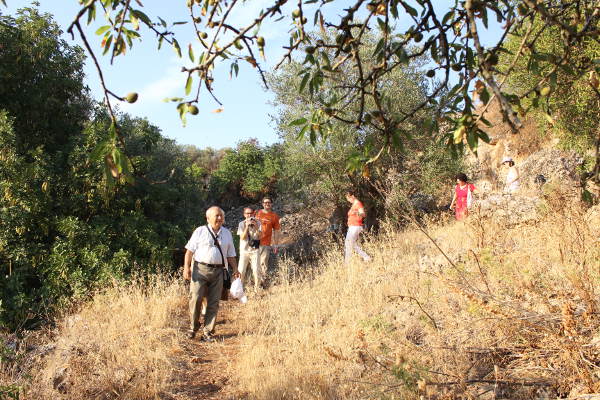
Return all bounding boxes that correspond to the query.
[344,191,372,264]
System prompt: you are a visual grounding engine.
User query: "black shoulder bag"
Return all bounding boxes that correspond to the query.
[205,225,232,290]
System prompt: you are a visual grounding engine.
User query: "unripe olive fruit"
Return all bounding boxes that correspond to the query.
[451,64,461,72]
[517,4,527,16]
[292,9,301,18]
[413,32,423,42]
[256,36,265,47]
[426,69,435,78]
[540,86,551,97]
[234,39,243,50]
[199,31,208,39]
[305,46,315,54]
[301,17,307,24]
[188,105,199,115]
[125,92,138,103]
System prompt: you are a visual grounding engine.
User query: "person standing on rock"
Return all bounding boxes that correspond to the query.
[183,206,239,342]
[502,157,520,194]
[255,197,281,284]
[237,207,262,291]
[450,173,475,220]
[344,190,372,264]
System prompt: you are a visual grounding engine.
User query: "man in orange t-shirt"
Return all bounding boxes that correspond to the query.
[345,190,372,264]
[255,196,281,282]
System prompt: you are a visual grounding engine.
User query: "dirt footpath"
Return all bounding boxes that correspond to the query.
[167,297,246,400]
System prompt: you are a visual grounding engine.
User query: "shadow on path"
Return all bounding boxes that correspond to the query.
[164,297,246,400]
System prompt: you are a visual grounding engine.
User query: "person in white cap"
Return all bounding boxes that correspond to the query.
[501,157,520,193]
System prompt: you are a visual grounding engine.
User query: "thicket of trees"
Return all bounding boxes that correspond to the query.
[0,9,207,330]
[269,32,464,223]
[500,16,600,175]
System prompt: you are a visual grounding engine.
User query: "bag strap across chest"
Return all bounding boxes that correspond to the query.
[205,225,225,266]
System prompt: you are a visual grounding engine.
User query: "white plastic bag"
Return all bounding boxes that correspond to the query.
[466,185,473,209]
[229,277,247,304]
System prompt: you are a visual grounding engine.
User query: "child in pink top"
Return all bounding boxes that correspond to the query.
[450,173,475,220]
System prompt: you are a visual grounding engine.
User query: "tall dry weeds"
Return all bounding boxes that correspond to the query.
[233,204,600,399]
[27,276,184,399]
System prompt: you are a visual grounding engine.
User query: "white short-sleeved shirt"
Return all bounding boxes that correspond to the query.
[237,220,262,254]
[185,225,236,266]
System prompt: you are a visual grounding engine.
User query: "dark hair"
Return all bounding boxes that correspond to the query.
[455,173,468,183]
[345,189,356,197]
[262,196,272,203]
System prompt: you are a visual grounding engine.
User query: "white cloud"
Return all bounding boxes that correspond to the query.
[139,60,186,103]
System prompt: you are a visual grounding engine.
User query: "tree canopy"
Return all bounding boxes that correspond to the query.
[40,0,600,183]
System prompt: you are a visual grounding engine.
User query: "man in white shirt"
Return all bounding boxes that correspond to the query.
[183,206,239,341]
[237,207,262,291]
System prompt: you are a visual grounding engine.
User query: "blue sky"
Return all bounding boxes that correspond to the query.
[4,1,501,150]
[5,0,296,149]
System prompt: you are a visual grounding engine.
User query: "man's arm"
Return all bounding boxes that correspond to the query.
[227,256,239,277]
[240,222,249,240]
[183,249,193,280]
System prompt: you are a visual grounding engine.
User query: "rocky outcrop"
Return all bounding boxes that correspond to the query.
[519,149,583,188]
[471,193,543,226]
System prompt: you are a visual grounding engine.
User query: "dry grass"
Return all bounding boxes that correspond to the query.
[2,197,599,399]
[26,276,184,399]
[233,204,600,399]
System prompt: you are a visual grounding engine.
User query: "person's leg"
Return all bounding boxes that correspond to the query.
[345,226,359,263]
[250,250,261,290]
[352,226,371,261]
[201,296,207,317]
[203,266,224,336]
[238,251,250,286]
[189,262,208,333]
[259,245,271,281]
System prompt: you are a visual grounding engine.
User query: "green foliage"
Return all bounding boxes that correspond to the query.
[0,385,20,400]
[269,33,463,222]
[391,363,421,391]
[500,17,600,158]
[0,8,90,156]
[209,139,282,204]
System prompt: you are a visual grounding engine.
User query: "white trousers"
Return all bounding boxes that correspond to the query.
[345,226,371,263]
[239,250,260,289]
